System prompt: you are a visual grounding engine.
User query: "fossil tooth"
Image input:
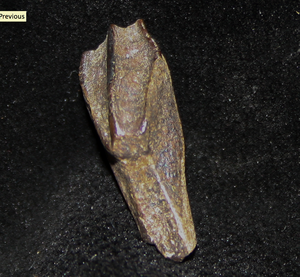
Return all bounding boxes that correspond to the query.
[79,19,196,261]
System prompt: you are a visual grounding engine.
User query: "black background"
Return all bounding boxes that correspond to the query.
[1,0,300,276]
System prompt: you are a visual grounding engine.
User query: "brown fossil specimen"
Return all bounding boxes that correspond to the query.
[79,19,196,261]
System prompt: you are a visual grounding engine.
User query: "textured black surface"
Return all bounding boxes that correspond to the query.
[1,1,300,276]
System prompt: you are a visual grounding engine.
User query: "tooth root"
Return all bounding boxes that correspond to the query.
[79,19,197,261]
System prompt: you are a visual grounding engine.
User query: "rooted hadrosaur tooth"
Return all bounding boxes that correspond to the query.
[79,19,197,261]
